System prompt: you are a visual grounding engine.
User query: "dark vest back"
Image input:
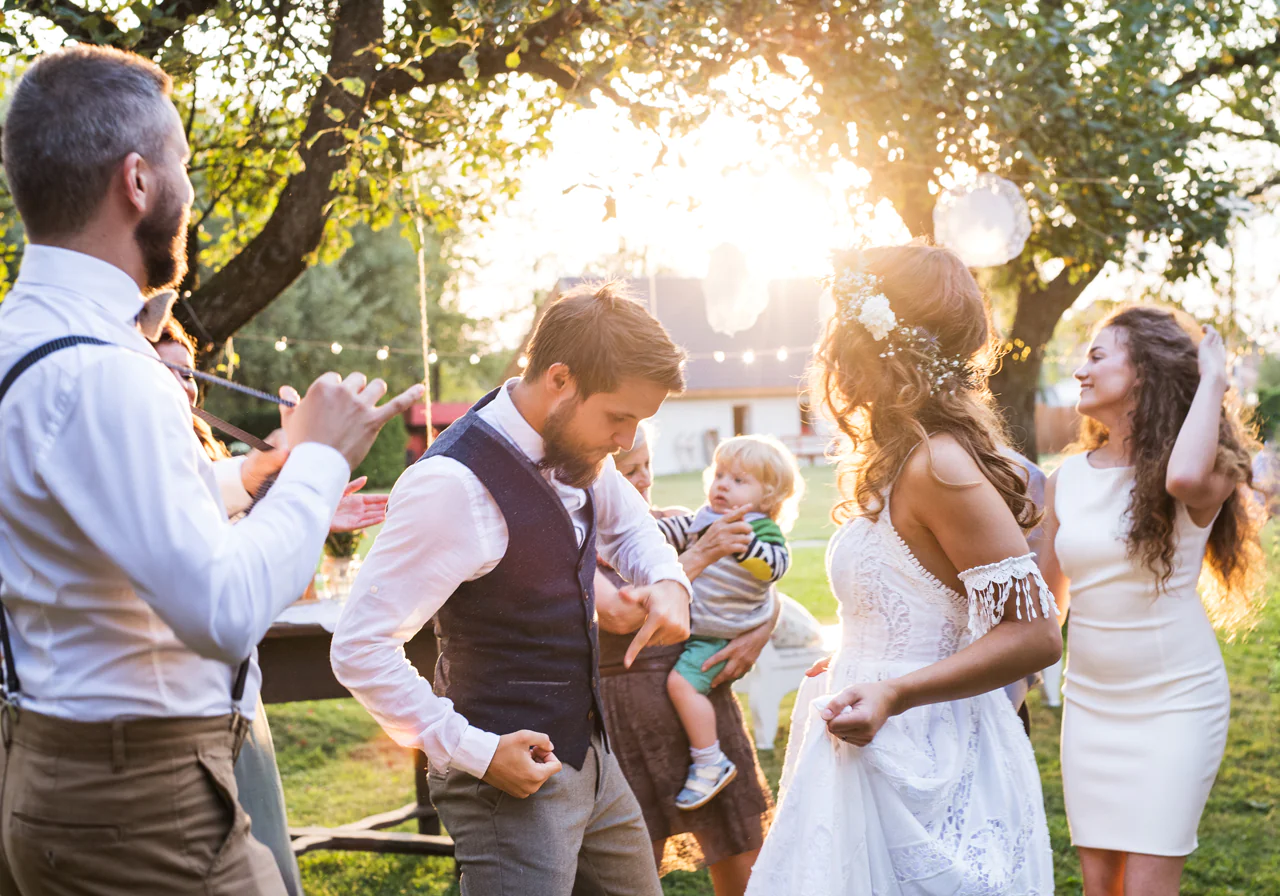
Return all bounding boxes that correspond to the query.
[422,388,605,770]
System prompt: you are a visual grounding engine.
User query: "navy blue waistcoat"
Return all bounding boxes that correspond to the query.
[421,388,606,770]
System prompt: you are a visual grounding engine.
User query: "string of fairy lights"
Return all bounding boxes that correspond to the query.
[237,331,1269,371]
[233,332,819,368]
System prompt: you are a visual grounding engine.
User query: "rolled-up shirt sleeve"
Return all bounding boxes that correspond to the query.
[213,456,253,516]
[37,353,350,665]
[594,457,692,596]
[330,457,501,778]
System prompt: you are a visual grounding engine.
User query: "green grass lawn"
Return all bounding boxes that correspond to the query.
[275,465,1280,895]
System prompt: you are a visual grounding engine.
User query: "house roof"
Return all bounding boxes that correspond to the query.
[506,276,827,394]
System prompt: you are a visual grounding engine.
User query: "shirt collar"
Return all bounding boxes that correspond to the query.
[14,245,145,322]
[487,378,547,464]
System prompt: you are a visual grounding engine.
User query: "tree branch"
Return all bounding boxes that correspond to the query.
[16,0,219,56]
[182,0,385,346]
[1247,172,1280,200]
[1174,35,1280,90]
[369,3,594,101]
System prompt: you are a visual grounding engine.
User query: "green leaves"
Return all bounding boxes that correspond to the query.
[460,49,478,80]
[338,76,367,97]
[429,26,460,47]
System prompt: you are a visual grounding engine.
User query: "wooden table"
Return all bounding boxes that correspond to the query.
[258,616,455,858]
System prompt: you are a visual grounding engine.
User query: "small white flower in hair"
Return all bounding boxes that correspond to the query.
[856,293,897,342]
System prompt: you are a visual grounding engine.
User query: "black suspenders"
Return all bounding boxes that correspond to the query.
[0,336,250,722]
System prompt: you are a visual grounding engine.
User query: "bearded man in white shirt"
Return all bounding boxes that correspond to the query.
[0,46,422,895]
[331,283,695,896]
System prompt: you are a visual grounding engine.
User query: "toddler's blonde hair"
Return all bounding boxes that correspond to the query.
[705,435,805,533]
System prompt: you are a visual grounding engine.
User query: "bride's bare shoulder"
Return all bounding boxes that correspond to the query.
[898,432,986,494]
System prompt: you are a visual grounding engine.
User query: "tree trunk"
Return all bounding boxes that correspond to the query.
[180,0,384,350]
[988,265,1102,461]
[989,351,1043,459]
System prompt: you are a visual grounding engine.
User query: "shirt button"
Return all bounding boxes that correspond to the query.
[369,585,379,594]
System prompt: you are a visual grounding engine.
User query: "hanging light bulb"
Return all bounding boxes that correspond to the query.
[517,355,529,369]
[428,351,438,364]
[274,338,287,352]
[469,353,481,365]
[776,347,789,361]
[376,346,390,361]
[742,350,755,365]
[330,342,343,355]
[713,351,726,363]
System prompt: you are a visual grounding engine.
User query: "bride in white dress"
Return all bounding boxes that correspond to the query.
[746,245,1061,895]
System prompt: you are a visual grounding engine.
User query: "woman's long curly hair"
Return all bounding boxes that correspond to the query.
[814,243,1037,530]
[1073,306,1265,633]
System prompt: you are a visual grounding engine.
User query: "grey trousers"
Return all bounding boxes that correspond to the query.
[428,734,661,896]
[234,698,302,896]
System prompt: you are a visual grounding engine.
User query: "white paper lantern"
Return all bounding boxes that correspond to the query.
[933,173,1031,268]
[703,243,770,336]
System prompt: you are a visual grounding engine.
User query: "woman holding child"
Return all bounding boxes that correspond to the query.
[595,426,787,896]
[746,243,1062,894]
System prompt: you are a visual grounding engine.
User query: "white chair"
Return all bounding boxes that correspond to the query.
[732,640,826,750]
[1039,656,1063,708]
[731,595,829,750]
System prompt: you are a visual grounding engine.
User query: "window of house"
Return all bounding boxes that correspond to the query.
[732,404,750,436]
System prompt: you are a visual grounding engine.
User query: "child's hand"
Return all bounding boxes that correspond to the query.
[805,656,831,678]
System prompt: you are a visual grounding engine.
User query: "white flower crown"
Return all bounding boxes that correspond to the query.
[829,253,972,393]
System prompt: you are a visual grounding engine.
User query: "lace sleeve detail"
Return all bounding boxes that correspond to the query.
[957,553,1058,639]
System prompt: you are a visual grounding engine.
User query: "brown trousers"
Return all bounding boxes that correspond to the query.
[0,708,286,896]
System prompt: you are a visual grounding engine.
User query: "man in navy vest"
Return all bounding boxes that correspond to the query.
[332,282,694,895]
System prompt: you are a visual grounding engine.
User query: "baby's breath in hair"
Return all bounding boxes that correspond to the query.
[828,251,974,395]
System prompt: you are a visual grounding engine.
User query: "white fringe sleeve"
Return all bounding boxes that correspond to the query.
[957,553,1058,640]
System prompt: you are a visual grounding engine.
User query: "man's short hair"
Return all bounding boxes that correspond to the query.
[2,45,174,238]
[524,281,686,398]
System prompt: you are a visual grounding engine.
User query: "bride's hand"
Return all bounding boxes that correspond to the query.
[804,656,830,678]
[821,681,902,747]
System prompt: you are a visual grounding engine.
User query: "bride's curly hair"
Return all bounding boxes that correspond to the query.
[814,242,1037,529]
[1072,306,1265,633]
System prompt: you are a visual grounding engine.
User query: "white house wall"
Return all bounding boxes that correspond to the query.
[648,396,811,476]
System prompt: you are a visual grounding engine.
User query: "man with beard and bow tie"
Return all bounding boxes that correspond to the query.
[0,46,422,895]
[332,282,695,896]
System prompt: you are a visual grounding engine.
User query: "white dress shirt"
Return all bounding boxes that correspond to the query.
[331,380,691,778]
[0,245,350,721]
[214,456,254,517]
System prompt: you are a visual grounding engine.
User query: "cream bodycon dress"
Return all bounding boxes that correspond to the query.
[1055,454,1229,856]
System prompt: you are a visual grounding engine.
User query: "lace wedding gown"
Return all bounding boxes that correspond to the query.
[746,490,1056,895]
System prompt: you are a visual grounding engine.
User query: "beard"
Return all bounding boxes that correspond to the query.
[539,398,608,490]
[135,179,190,294]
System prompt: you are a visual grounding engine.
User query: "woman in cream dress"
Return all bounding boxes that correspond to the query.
[1038,307,1265,896]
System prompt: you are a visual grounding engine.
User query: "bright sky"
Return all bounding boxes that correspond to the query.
[451,92,1280,357]
[451,96,913,344]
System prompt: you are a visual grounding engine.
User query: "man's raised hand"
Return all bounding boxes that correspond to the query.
[282,373,424,471]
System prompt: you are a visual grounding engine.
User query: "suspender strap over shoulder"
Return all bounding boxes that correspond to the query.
[0,336,111,400]
[0,336,250,708]
[0,337,110,698]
